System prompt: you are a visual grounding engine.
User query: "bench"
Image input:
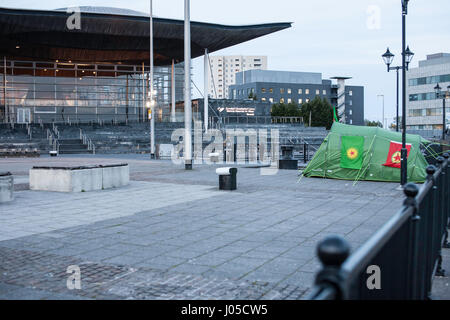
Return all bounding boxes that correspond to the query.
[216,167,237,191]
[29,163,129,193]
[0,172,14,203]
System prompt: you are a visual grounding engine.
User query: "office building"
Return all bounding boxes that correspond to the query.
[407,53,450,130]
[229,70,364,125]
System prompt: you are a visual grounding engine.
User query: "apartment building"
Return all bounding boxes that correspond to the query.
[208,56,267,99]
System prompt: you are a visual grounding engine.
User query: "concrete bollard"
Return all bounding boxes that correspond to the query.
[216,167,237,191]
[0,172,14,203]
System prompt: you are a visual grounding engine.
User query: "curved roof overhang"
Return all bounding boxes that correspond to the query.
[0,7,291,66]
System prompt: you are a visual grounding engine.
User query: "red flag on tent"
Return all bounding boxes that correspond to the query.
[383,141,412,168]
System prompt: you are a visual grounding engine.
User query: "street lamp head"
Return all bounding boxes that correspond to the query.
[405,46,414,66]
[382,48,395,68]
[434,83,442,96]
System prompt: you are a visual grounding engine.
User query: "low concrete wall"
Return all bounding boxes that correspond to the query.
[30,164,129,193]
[0,172,14,203]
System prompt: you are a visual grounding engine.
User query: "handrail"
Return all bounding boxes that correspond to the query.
[308,154,450,300]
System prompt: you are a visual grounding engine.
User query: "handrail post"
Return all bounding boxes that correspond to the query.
[436,156,446,277]
[443,153,450,248]
[311,235,350,300]
[403,183,420,299]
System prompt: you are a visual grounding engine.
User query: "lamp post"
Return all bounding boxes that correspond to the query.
[184,0,192,170]
[382,46,414,132]
[377,94,385,128]
[434,83,450,141]
[148,0,156,159]
[381,0,413,186]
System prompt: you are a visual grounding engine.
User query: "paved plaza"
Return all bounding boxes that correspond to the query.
[0,155,448,299]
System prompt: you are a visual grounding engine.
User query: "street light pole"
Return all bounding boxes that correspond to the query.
[434,83,450,141]
[382,2,414,186]
[184,0,192,170]
[400,0,408,186]
[377,94,384,128]
[149,0,155,159]
[396,67,400,132]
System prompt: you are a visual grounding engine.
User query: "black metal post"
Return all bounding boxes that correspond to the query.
[312,235,351,300]
[396,68,400,132]
[443,97,446,141]
[401,0,409,186]
[443,153,450,248]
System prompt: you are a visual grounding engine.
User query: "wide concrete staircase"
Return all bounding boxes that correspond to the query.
[0,122,329,158]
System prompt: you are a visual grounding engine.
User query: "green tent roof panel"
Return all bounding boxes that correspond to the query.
[302,123,430,183]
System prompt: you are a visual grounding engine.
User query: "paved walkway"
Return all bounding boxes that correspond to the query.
[0,155,448,299]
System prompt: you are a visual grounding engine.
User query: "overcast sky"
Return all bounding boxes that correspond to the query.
[2,0,450,123]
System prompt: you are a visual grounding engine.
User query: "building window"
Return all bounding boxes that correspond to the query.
[280,98,285,103]
[323,90,327,95]
[349,90,353,96]
[280,88,285,94]
[306,98,310,103]
[287,98,292,103]
[298,89,303,94]
[287,88,292,94]
[349,110,352,115]
[305,89,310,95]
[316,89,320,95]
[298,98,303,104]
[349,100,353,106]
[269,88,273,93]
[269,98,274,103]
[261,98,266,102]
[261,88,266,93]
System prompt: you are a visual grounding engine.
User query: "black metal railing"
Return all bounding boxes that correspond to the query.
[308,153,450,300]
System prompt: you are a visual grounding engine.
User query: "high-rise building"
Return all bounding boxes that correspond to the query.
[208,56,267,99]
[407,53,450,131]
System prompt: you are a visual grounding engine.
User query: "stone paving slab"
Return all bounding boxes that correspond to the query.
[0,155,448,300]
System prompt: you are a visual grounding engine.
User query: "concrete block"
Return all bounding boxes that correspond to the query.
[29,164,129,193]
[30,169,72,192]
[71,168,103,192]
[102,165,129,189]
[0,173,14,203]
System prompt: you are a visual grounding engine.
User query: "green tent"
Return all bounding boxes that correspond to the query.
[302,122,431,183]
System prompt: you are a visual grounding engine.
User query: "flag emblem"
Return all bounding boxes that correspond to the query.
[383,141,412,169]
[347,147,359,160]
[391,151,401,164]
[340,136,365,170]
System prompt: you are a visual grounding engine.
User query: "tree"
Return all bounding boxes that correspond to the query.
[271,102,301,117]
[299,96,334,129]
[365,119,383,127]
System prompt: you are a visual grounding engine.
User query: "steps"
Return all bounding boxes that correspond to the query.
[58,139,91,154]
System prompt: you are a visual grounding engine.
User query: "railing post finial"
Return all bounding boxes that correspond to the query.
[426,165,436,181]
[314,235,350,299]
[436,156,445,168]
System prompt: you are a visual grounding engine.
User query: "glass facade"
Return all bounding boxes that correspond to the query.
[0,60,185,124]
[409,92,439,102]
[408,74,450,86]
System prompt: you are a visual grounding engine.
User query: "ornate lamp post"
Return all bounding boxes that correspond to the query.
[382,46,414,132]
[382,0,413,186]
[434,83,450,140]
